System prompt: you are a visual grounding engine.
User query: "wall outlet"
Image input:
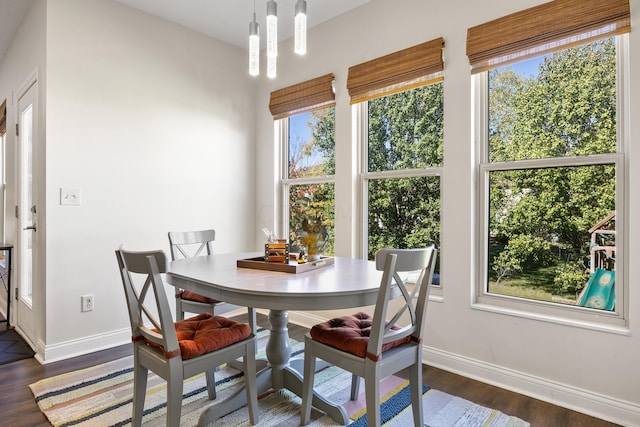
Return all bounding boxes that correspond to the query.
[81,294,94,312]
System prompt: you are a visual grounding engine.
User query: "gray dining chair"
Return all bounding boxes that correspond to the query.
[168,229,257,334]
[300,246,437,427]
[115,247,258,427]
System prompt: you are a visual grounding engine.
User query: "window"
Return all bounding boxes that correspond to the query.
[270,74,336,257]
[468,0,630,326]
[364,85,442,266]
[348,38,444,287]
[285,108,335,256]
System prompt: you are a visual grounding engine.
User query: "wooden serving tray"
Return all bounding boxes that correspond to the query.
[237,256,335,274]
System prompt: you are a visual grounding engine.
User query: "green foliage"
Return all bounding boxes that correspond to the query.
[310,107,336,175]
[490,38,616,162]
[368,84,443,171]
[492,235,552,283]
[288,182,335,255]
[554,262,589,295]
[367,176,440,260]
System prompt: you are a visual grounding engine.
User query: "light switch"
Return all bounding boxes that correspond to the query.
[60,188,81,206]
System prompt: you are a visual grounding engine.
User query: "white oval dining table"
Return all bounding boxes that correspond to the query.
[166,252,384,426]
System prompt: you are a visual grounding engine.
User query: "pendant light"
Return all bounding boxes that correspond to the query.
[266,0,278,78]
[294,0,307,55]
[249,0,309,78]
[248,6,260,76]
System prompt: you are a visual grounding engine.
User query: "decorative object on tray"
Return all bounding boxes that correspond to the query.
[265,240,290,263]
[262,227,277,243]
[237,255,334,274]
[262,228,290,263]
[296,217,327,262]
[290,193,330,262]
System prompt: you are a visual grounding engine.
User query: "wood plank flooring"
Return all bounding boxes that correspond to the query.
[0,315,620,427]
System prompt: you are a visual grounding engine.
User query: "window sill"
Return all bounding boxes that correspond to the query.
[471,299,630,336]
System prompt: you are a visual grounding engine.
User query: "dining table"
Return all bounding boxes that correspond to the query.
[166,251,385,426]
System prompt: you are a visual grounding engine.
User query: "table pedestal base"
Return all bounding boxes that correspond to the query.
[198,310,348,426]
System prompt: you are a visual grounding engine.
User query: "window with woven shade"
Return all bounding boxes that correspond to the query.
[470,0,630,326]
[466,0,630,73]
[348,39,444,290]
[273,75,336,257]
[347,37,444,104]
[269,73,335,120]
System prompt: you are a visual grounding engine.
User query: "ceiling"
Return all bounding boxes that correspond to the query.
[0,0,369,64]
[115,0,370,49]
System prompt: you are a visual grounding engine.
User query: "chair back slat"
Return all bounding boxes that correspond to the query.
[115,249,179,354]
[168,229,215,260]
[367,246,437,358]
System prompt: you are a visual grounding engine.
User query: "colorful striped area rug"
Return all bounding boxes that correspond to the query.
[30,330,529,427]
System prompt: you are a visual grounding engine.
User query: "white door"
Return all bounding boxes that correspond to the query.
[15,78,38,346]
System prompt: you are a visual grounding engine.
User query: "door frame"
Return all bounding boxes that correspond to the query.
[13,68,42,353]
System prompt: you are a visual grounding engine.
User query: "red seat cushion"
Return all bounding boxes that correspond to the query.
[147,313,251,360]
[178,290,220,305]
[310,312,410,359]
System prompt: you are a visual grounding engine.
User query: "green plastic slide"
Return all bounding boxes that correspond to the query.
[577,268,615,311]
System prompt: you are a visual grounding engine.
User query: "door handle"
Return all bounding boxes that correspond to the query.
[23,224,37,231]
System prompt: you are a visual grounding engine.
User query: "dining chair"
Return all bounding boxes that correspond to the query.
[168,229,257,333]
[115,248,258,427]
[300,246,437,427]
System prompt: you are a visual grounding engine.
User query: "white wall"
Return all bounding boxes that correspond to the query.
[255,0,640,424]
[41,0,257,359]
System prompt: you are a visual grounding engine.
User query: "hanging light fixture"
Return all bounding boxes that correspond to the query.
[250,0,308,78]
[266,0,278,78]
[248,3,260,76]
[294,0,307,55]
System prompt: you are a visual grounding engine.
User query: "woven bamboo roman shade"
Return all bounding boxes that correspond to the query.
[0,100,6,136]
[347,37,445,104]
[466,0,631,73]
[269,73,335,120]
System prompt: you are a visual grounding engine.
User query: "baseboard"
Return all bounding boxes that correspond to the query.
[287,310,638,426]
[40,327,131,364]
[287,310,326,330]
[37,306,262,364]
[423,346,639,426]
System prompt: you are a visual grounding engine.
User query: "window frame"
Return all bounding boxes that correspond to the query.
[472,35,630,332]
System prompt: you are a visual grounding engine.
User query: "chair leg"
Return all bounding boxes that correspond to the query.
[204,369,217,400]
[350,375,360,400]
[247,307,258,353]
[409,361,424,427]
[244,340,259,425]
[300,337,316,425]
[247,307,257,334]
[364,376,381,427]
[166,366,184,427]
[131,361,148,427]
[175,297,185,321]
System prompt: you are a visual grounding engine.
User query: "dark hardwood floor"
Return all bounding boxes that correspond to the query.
[0,315,620,427]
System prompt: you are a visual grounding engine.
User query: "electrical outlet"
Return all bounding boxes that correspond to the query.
[81,294,94,312]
